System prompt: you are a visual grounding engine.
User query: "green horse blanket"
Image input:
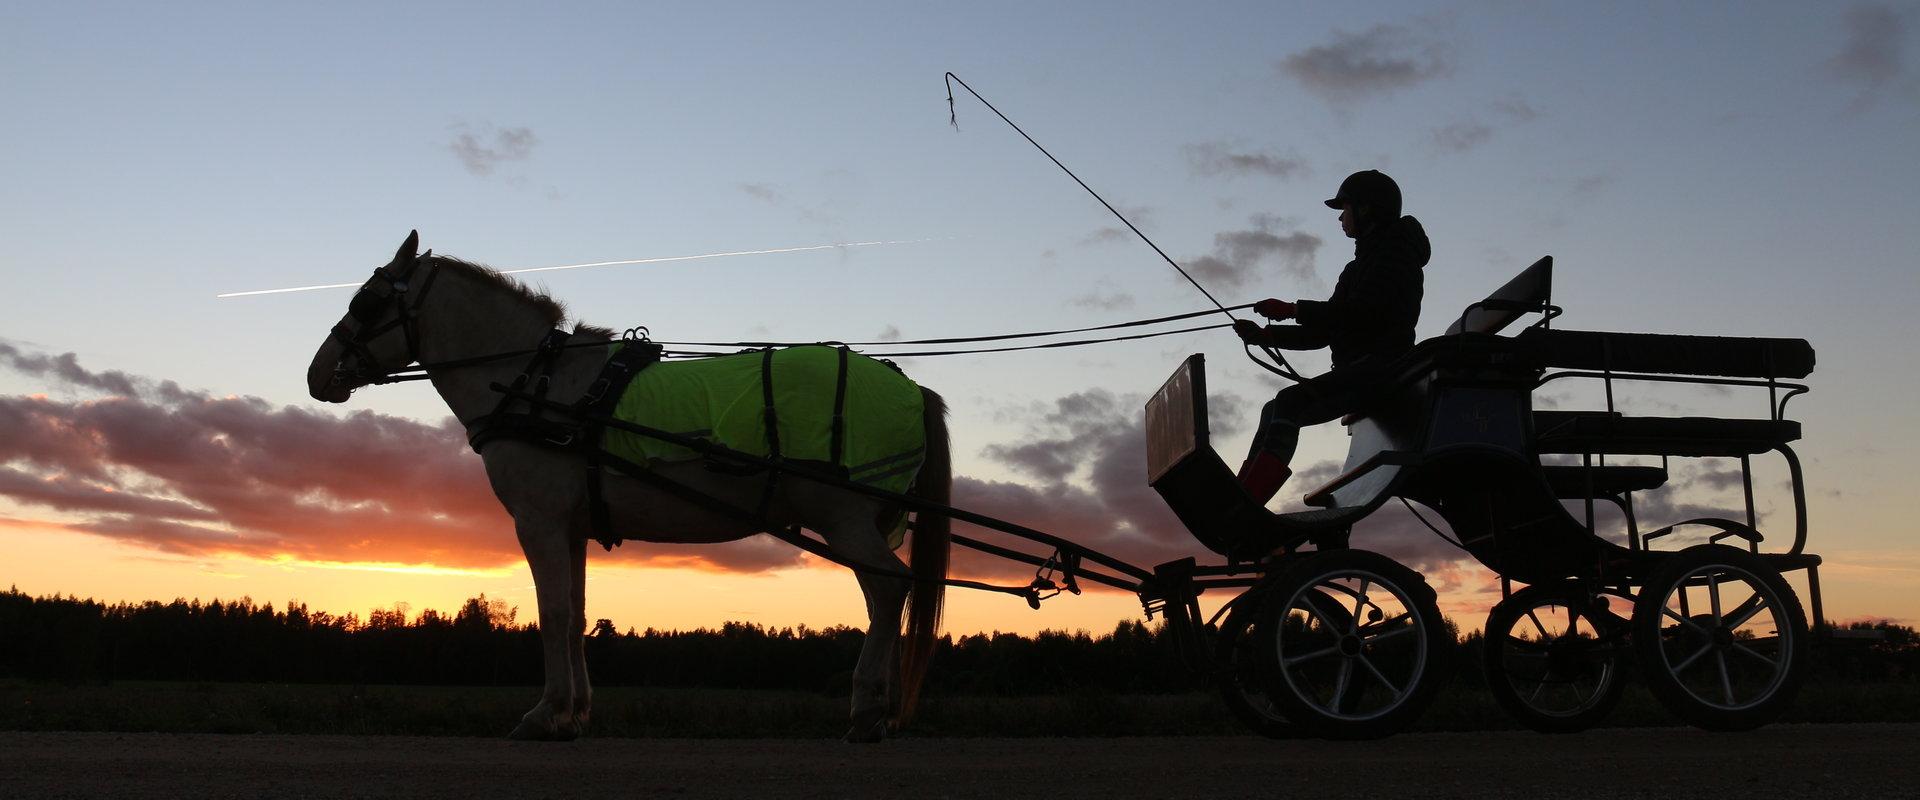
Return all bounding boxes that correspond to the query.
[601,345,927,498]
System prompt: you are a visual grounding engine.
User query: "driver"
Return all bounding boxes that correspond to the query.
[1232,169,1429,504]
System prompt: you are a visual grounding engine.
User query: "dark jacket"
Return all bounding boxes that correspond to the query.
[1277,215,1428,369]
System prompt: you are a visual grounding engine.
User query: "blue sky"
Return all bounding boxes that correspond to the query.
[3,1,1917,632]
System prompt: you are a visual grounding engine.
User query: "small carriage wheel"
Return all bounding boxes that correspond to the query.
[1214,584,1352,738]
[1483,582,1631,733]
[1252,549,1448,740]
[1631,544,1809,732]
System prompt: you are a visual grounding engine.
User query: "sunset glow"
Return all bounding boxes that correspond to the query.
[4,2,1918,642]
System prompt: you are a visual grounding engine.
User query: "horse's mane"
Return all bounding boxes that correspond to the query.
[430,255,616,340]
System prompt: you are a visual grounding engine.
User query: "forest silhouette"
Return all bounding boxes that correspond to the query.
[3,586,1914,693]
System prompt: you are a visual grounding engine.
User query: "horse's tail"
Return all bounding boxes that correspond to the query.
[897,386,950,726]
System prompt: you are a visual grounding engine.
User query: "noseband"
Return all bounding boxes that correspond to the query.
[329,255,443,389]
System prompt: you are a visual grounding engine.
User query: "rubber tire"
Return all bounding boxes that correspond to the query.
[1215,580,1355,739]
[1252,549,1449,740]
[1214,601,1296,738]
[1632,544,1808,732]
[1483,582,1628,734]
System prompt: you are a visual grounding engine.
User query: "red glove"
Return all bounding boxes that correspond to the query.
[1233,318,1265,343]
[1253,298,1296,320]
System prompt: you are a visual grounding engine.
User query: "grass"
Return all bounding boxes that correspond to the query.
[3,679,1918,738]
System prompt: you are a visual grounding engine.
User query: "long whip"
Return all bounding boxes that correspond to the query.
[942,72,1299,380]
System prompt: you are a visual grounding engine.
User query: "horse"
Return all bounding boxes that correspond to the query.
[305,231,951,742]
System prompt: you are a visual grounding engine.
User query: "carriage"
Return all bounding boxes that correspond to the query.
[1132,255,1820,737]
[316,234,1822,741]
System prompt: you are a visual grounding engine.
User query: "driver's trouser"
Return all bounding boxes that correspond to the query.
[1245,359,1394,467]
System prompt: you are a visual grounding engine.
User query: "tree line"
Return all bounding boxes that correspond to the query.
[2,587,1914,693]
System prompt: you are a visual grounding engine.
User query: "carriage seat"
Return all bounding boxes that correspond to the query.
[1538,464,1668,498]
[1518,328,1815,379]
[1534,411,1801,457]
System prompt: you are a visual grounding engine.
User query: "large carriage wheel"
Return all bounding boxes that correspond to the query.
[1483,582,1630,733]
[1631,544,1808,731]
[1252,549,1448,740]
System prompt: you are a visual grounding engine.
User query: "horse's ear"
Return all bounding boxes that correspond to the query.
[394,230,419,264]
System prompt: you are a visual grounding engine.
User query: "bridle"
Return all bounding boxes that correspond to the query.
[328,251,443,390]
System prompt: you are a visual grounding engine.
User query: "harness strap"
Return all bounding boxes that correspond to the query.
[467,329,578,453]
[575,341,664,550]
[830,345,849,470]
[755,348,782,519]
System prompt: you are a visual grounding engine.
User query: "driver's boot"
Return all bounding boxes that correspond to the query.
[1237,451,1292,506]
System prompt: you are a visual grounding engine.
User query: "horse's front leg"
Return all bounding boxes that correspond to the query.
[567,532,592,734]
[508,515,582,741]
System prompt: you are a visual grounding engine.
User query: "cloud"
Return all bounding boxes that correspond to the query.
[1280,23,1454,103]
[1427,96,1541,154]
[1077,205,1153,247]
[1183,215,1322,291]
[953,389,1253,580]
[1184,143,1309,180]
[1069,282,1136,311]
[447,124,538,177]
[1825,3,1911,110]
[1429,121,1492,153]
[0,343,799,573]
[874,325,903,342]
[736,181,841,227]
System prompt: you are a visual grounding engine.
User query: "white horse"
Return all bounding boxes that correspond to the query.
[305,232,951,742]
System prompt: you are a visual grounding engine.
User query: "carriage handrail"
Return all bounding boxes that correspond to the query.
[1535,370,1810,421]
[1301,450,1421,508]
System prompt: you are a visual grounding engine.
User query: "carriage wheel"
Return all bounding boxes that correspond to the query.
[1215,583,1353,738]
[1632,544,1808,732]
[1252,549,1448,740]
[1483,582,1630,733]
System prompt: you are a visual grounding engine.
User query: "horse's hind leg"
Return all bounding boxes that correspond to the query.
[509,516,582,741]
[567,532,592,734]
[821,518,909,743]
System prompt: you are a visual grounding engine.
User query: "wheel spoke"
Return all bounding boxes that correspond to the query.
[1707,572,1724,623]
[1359,612,1412,638]
[1724,595,1770,629]
[1674,642,1715,672]
[1330,656,1354,710]
[1730,641,1781,669]
[1365,624,1416,646]
[1300,592,1345,632]
[1526,609,1552,640]
[1564,606,1580,639]
[1349,579,1370,634]
[1283,644,1340,667]
[1662,606,1711,635]
[1356,654,1403,699]
[1717,651,1736,706]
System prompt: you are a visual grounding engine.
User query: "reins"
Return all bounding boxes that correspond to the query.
[359,303,1253,385]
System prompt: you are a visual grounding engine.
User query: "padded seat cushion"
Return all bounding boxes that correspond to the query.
[1534,411,1801,457]
[1520,328,1814,379]
[1539,464,1668,497]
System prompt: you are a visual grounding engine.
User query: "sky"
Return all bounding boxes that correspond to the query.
[3,1,1918,637]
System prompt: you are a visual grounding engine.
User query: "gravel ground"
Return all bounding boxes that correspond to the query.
[2,724,1916,799]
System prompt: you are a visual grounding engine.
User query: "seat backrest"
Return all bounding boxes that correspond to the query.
[1446,256,1553,336]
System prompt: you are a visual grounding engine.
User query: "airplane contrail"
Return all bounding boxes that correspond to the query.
[215,238,937,298]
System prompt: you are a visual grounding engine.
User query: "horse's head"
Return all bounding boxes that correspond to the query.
[306,230,436,403]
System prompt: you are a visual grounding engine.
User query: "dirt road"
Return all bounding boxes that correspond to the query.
[3,725,1914,799]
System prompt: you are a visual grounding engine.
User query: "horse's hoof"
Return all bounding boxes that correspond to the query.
[508,719,554,741]
[843,719,888,744]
